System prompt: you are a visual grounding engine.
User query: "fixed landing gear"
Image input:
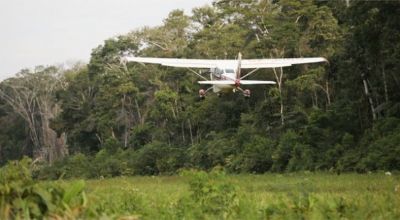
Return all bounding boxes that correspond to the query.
[198,87,249,99]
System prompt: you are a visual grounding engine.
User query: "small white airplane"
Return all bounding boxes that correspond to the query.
[124,53,327,98]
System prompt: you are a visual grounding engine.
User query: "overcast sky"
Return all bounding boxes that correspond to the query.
[0,0,212,80]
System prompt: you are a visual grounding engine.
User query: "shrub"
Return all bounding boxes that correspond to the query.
[0,157,87,219]
[229,135,275,173]
[177,169,239,219]
[90,149,130,178]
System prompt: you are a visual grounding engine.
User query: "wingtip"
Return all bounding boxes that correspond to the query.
[119,57,128,64]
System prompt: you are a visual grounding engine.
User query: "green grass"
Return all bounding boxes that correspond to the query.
[73,172,400,219]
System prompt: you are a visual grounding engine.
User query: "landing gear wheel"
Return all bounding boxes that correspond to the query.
[244,89,251,98]
[199,89,206,100]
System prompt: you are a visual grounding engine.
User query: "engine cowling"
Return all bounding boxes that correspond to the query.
[235,79,241,87]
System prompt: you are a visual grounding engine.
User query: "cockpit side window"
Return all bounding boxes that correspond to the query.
[225,69,235,73]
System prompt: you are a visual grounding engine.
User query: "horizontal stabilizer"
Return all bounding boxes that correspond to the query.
[240,80,276,85]
[198,80,235,85]
[198,80,276,85]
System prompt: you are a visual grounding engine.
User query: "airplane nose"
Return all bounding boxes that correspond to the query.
[235,79,240,87]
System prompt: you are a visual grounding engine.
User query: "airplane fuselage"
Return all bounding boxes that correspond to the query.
[210,67,237,93]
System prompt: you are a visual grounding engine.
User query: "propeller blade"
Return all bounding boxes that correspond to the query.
[236,52,242,79]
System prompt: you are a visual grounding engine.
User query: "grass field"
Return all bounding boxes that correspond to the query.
[72,172,400,219]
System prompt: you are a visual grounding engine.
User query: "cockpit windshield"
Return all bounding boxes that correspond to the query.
[225,69,235,73]
[214,68,223,76]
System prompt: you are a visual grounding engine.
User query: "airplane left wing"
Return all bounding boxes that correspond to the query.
[240,57,327,69]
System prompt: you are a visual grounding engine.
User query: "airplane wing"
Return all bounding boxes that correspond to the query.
[124,56,327,69]
[125,57,235,68]
[240,57,327,69]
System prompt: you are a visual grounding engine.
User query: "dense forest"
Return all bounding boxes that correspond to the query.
[1,0,399,178]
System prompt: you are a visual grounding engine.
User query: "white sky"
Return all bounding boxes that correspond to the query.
[0,0,212,80]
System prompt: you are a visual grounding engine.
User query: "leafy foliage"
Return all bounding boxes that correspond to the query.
[177,169,240,219]
[0,157,86,219]
[1,0,400,174]
[2,158,400,219]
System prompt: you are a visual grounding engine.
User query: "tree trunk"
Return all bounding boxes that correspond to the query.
[326,81,331,106]
[362,74,377,121]
[314,89,318,108]
[382,65,389,103]
[188,119,194,146]
[134,97,143,125]
[346,0,350,7]
[273,67,285,126]
[181,122,185,143]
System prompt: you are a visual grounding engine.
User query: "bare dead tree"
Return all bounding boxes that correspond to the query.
[272,67,285,126]
[0,67,68,163]
[271,48,286,126]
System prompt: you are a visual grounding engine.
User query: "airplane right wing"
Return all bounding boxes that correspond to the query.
[124,57,236,68]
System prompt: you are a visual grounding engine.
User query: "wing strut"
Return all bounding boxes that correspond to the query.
[240,68,260,80]
[186,68,208,81]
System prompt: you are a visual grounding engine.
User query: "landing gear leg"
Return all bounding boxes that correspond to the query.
[236,87,251,98]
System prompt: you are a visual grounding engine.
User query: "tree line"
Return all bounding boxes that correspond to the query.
[1,0,400,177]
